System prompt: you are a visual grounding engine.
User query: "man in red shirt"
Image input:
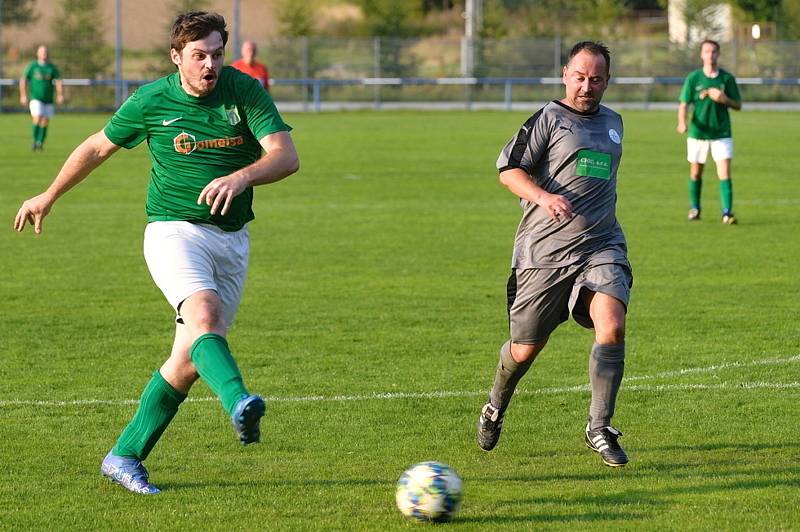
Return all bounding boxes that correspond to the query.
[231,40,270,91]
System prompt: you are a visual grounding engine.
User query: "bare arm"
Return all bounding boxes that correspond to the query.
[19,77,28,106]
[499,168,573,222]
[707,87,741,110]
[13,130,121,233]
[677,102,688,134]
[55,79,65,104]
[197,130,300,216]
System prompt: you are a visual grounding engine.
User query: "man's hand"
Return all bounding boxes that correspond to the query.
[538,191,574,222]
[14,193,54,234]
[707,87,725,103]
[197,173,249,216]
[20,95,28,106]
[676,122,687,134]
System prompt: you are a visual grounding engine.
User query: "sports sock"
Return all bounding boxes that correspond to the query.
[112,370,186,460]
[38,125,48,144]
[689,178,702,209]
[32,124,40,143]
[588,342,625,430]
[190,333,249,416]
[720,179,733,214]
[489,340,533,412]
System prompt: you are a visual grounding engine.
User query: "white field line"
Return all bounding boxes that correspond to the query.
[0,355,798,409]
[622,353,800,383]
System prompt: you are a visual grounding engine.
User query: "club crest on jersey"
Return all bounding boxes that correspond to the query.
[225,106,241,126]
[608,128,621,144]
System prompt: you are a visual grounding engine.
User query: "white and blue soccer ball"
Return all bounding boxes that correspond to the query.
[395,461,463,523]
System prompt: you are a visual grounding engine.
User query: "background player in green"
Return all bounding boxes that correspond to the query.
[19,45,64,151]
[677,39,742,224]
[13,12,299,494]
[477,42,632,467]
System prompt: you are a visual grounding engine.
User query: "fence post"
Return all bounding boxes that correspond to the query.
[373,37,381,110]
[303,37,310,110]
[313,79,321,112]
[114,0,123,108]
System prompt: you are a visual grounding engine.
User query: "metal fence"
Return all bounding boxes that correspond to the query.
[3,34,800,111]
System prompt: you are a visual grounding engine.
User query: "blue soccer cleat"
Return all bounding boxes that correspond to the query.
[100,451,161,494]
[231,394,266,445]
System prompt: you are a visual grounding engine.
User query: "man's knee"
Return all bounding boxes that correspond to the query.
[595,319,625,345]
[510,340,547,363]
[180,291,226,333]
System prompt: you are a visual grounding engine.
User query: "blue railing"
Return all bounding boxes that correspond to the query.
[2,76,799,112]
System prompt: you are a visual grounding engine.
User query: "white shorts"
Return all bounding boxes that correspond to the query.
[29,100,55,119]
[687,137,733,164]
[143,221,250,329]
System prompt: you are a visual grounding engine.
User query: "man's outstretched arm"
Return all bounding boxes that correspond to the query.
[14,130,121,233]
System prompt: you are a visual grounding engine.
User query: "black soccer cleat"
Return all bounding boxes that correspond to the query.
[585,424,629,467]
[477,401,504,452]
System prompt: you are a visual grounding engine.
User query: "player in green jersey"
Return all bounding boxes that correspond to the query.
[19,45,64,151]
[13,12,299,495]
[677,39,742,225]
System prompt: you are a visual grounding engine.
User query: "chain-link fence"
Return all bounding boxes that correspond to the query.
[2,3,799,111]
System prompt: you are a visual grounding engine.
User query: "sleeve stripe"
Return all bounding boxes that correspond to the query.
[506,108,544,169]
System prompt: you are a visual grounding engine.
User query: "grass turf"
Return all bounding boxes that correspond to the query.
[1,110,798,530]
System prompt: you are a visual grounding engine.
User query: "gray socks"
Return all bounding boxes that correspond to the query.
[588,342,625,430]
[489,340,534,411]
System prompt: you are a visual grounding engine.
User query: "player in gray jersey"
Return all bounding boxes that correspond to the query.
[477,41,632,467]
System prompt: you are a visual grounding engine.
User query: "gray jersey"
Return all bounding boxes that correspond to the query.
[497,100,627,269]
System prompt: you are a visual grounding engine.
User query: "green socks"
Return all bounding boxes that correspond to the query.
[720,179,733,214]
[112,371,186,460]
[110,333,249,460]
[31,124,48,146]
[689,178,702,209]
[190,333,249,416]
[690,177,733,214]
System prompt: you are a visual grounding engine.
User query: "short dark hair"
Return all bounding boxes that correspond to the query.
[700,39,720,52]
[567,41,611,75]
[170,11,228,53]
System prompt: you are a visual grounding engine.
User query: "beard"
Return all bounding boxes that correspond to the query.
[572,93,599,112]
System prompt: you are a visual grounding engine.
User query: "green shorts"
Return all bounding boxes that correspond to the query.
[507,252,632,344]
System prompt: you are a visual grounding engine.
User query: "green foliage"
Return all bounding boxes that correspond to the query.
[276,0,314,37]
[480,0,509,39]
[0,0,37,25]
[51,0,111,78]
[732,0,781,21]
[779,0,800,39]
[513,0,632,39]
[358,0,423,36]
[1,110,799,529]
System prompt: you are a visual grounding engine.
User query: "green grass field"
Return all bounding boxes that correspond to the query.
[1,109,798,530]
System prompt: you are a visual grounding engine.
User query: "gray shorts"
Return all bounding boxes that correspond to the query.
[507,253,633,344]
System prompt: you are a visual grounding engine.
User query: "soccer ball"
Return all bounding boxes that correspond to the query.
[395,461,463,523]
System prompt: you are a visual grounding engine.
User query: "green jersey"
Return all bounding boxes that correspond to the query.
[22,61,61,103]
[104,66,291,232]
[679,68,741,140]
